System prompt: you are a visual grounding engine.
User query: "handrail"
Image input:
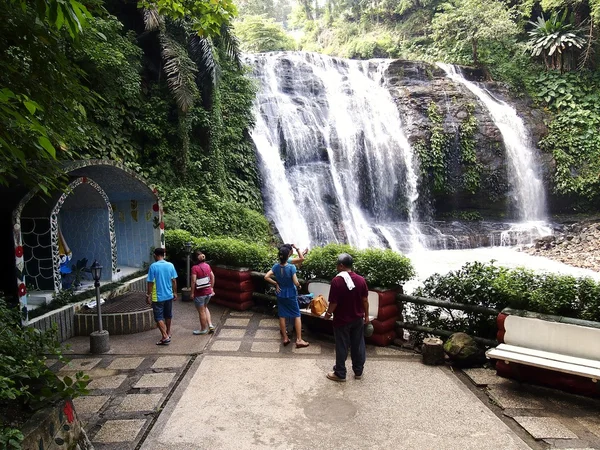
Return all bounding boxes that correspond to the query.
[397,293,499,316]
[396,321,497,346]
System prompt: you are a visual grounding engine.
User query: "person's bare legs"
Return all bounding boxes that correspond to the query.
[279,317,289,344]
[157,320,169,340]
[205,307,213,329]
[196,305,208,331]
[295,317,308,346]
[165,318,171,338]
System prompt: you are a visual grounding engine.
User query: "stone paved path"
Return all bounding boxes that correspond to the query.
[59,301,599,449]
[463,368,600,449]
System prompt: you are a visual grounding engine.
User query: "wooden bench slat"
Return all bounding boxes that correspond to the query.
[486,347,600,380]
[496,344,600,370]
[300,308,376,321]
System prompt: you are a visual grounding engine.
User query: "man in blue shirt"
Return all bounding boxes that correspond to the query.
[146,248,178,345]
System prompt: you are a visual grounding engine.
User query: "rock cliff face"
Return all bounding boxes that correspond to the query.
[381,60,552,220]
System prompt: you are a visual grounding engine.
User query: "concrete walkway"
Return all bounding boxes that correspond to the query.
[54,299,599,449]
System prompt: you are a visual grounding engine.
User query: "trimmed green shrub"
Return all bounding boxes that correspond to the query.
[0,299,89,446]
[409,261,600,340]
[299,243,415,288]
[354,248,415,288]
[299,243,358,281]
[165,229,276,273]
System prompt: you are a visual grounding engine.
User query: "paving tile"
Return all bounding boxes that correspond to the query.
[576,417,600,438]
[134,372,176,389]
[93,419,146,443]
[107,357,145,370]
[229,311,254,317]
[45,359,58,368]
[292,344,322,354]
[87,374,128,390]
[254,329,281,340]
[62,358,102,371]
[487,385,545,410]
[151,356,188,369]
[210,340,242,352]
[374,346,405,356]
[73,395,110,415]
[223,318,250,327]
[117,394,162,412]
[463,368,505,386]
[513,416,578,439]
[250,342,281,353]
[217,328,247,338]
[258,318,280,328]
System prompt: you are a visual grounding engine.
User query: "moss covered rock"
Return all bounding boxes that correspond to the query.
[443,332,483,367]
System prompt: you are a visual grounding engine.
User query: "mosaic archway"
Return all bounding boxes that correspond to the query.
[50,177,116,293]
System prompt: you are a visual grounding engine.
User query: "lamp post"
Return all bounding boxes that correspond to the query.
[89,260,110,353]
[182,242,193,302]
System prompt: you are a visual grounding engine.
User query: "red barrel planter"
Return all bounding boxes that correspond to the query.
[366,287,402,346]
[211,266,255,311]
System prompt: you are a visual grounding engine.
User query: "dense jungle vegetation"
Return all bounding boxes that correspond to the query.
[237,0,600,208]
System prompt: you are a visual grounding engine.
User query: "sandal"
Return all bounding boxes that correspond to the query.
[283,339,291,346]
[295,340,310,349]
[156,338,171,345]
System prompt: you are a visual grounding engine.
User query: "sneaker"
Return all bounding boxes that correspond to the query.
[326,372,346,382]
[209,325,216,333]
[354,374,363,380]
[193,329,209,335]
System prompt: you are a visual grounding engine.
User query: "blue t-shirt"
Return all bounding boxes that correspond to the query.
[147,260,178,302]
[272,263,297,299]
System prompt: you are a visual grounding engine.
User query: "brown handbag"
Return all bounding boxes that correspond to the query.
[310,294,328,316]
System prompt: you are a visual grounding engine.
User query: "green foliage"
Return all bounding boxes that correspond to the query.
[0,299,89,440]
[416,103,450,194]
[0,427,23,450]
[411,261,600,339]
[235,15,296,52]
[300,243,415,288]
[162,188,270,242]
[164,229,276,271]
[459,104,481,194]
[531,71,600,203]
[527,10,585,72]
[431,0,518,65]
[139,0,238,37]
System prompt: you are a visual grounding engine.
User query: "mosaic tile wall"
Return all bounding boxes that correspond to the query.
[113,200,155,268]
[60,209,112,281]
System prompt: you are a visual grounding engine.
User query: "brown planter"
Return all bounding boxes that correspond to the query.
[210,266,255,311]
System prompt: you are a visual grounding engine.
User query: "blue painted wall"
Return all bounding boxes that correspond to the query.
[60,208,112,281]
[113,200,156,268]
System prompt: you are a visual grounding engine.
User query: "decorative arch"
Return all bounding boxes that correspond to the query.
[50,177,116,293]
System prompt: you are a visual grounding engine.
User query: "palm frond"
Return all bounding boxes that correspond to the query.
[160,34,199,112]
[189,34,218,86]
[143,9,162,32]
[217,23,243,70]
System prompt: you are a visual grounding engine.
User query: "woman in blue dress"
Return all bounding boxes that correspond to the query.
[265,246,310,348]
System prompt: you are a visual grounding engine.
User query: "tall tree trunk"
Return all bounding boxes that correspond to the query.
[299,0,313,20]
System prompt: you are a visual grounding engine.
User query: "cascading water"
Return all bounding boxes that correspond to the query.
[437,63,551,243]
[249,52,425,250]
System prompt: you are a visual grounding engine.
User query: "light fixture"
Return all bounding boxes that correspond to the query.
[90,260,103,283]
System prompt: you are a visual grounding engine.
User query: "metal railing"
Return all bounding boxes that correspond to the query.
[396,293,499,346]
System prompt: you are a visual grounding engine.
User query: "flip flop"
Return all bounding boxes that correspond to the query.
[156,338,171,345]
[283,339,291,346]
[295,341,310,349]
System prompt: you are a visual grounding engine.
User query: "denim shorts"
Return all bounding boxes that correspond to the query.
[152,300,173,322]
[194,295,212,307]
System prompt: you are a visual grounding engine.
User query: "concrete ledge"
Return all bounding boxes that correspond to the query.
[74,309,155,336]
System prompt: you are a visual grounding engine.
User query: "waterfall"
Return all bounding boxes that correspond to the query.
[436,63,547,223]
[249,52,425,250]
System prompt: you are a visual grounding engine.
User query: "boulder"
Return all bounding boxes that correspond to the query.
[443,332,484,367]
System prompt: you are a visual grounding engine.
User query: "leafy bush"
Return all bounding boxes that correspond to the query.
[409,261,600,340]
[300,243,415,288]
[0,299,89,446]
[299,243,357,281]
[165,229,276,273]
[162,188,271,243]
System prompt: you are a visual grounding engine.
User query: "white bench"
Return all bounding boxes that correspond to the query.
[304,281,379,321]
[486,309,600,395]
